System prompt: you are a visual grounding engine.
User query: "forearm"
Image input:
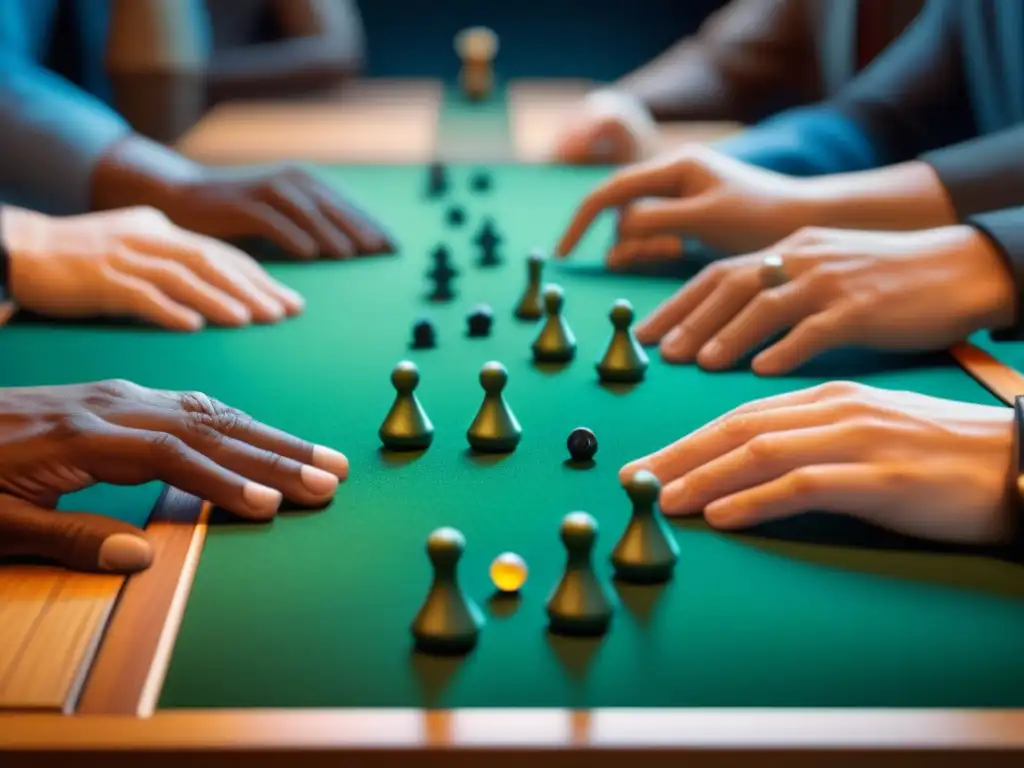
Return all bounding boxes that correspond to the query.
[205,37,362,103]
[804,160,958,232]
[0,58,131,214]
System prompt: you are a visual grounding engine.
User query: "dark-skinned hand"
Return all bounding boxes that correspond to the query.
[91,135,396,260]
[0,379,349,574]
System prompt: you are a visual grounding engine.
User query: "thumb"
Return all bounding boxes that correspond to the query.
[0,494,153,573]
[587,117,638,164]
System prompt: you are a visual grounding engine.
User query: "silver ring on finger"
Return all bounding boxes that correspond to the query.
[759,253,789,289]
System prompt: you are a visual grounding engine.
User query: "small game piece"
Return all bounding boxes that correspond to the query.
[490,552,528,593]
[546,512,615,637]
[446,205,466,227]
[411,527,485,655]
[428,245,458,278]
[531,284,576,363]
[411,318,437,349]
[379,361,434,451]
[610,470,679,584]
[567,427,598,462]
[454,27,498,102]
[513,250,545,321]
[474,218,502,267]
[467,303,494,337]
[467,361,522,453]
[470,170,492,192]
[426,161,448,198]
[428,275,456,303]
[596,299,649,383]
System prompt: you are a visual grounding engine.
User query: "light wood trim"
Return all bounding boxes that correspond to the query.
[951,342,1024,405]
[76,488,207,715]
[2,709,1024,760]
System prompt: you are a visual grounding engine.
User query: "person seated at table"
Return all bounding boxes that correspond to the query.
[200,0,366,105]
[551,0,924,165]
[555,0,1024,265]
[0,0,393,261]
[0,379,349,574]
[620,380,1024,551]
[0,204,303,330]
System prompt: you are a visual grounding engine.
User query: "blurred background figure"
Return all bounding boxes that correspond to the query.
[550,0,925,164]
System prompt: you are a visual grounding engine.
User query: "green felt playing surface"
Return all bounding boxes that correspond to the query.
[3,165,1024,709]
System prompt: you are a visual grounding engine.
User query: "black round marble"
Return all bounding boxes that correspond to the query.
[567,427,598,462]
[470,171,492,192]
[446,205,466,226]
[466,304,494,337]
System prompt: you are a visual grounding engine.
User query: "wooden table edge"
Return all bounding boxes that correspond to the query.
[5,340,1023,755]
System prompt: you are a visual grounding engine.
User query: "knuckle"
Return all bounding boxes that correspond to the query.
[84,379,140,409]
[787,466,824,495]
[718,414,757,443]
[786,226,827,247]
[816,380,865,400]
[145,432,190,463]
[50,412,102,442]
[744,434,779,462]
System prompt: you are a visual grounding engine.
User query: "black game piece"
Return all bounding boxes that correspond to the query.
[428,275,456,303]
[474,218,502,267]
[470,170,491,192]
[466,304,494,337]
[411,318,437,349]
[567,427,598,462]
[426,161,448,198]
[446,205,466,226]
[427,244,459,282]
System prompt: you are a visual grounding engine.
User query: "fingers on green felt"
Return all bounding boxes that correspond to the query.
[596,300,648,383]
[660,271,760,365]
[78,425,283,521]
[752,306,858,376]
[467,361,521,453]
[0,494,153,574]
[531,284,577,362]
[661,424,862,515]
[231,201,320,259]
[696,281,815,371]
[555,163,678,257]
[634,274,715,347]
[380,361,434,451]
[704,463,882,529]
[256,179,356,260]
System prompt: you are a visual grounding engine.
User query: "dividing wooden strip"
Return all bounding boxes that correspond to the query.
[76,488,207,715]
[950,342,1024,405]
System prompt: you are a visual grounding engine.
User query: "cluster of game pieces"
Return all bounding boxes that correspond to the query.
[410,470,679,654]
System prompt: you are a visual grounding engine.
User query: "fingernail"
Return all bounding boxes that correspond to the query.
[699,341,723,366]
[98,533,153,572]
[242,482,283,518]
[227,302,251,325]
[301,464,339,496]
[705,500,740,527]
[261,299,285,321]
[312,445,349,478]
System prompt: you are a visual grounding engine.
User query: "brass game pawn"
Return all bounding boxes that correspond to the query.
[467,361,522,453]
[514,250,545,321]
[379,361,434,451]
[411,527,485,655]
[546,512,615,636]
[531,284,576,363]
[596,299,648,383]
[610,470,679,583]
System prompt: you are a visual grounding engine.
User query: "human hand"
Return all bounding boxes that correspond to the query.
[92,136,395,260]
[555,145,817,261]
[3,205,304,331]
[621,382,1017,545]
[0,379,349,572]
[633,225,1016,374]
[551,90,660,165]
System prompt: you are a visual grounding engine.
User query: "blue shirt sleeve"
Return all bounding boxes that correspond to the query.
[0,1,131,214]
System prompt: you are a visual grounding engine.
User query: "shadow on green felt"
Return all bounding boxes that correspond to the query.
[680,511,1024,600]
[544,631,605,683]
[377,447,428,468]
[410,651,464,707]
[462,448,512,467]
[597,380,640,396]
[562,458,597,472]
[612,579,669,627]
[9,310,155,332]
[533,360,571,376]
[486,591,523,621]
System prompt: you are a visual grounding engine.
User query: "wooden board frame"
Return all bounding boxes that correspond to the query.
[2,341,1024,761]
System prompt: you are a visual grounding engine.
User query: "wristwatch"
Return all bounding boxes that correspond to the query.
[0,208,9,303]
[1011,396,1024,558]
